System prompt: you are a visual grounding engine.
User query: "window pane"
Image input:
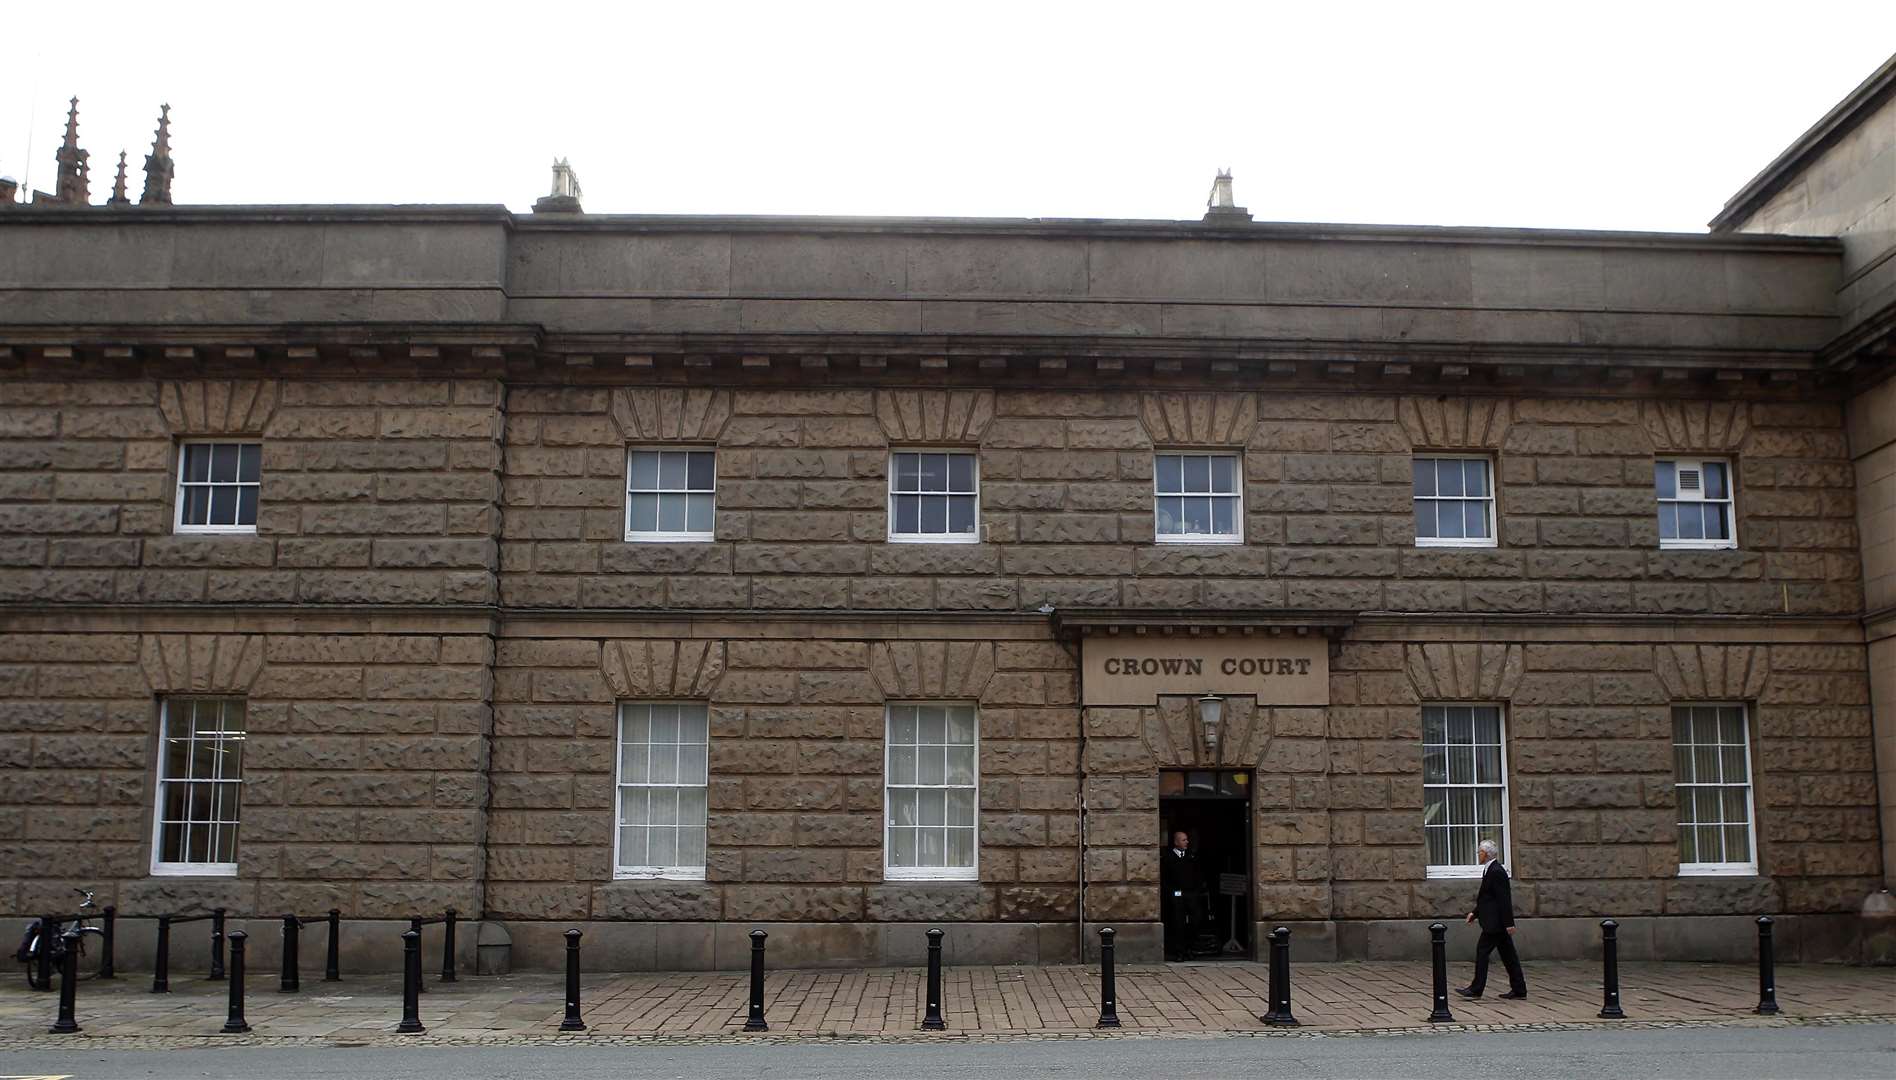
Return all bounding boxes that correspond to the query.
[918,706,946,744]
[237,444,261,483]
[894,453,921,491]
[677,743,707,786]
[946,788,976,827]
[890,789,918,826]
[1210,455,1236,493]
[181,486,210,525]
[657,492,688,533]
[919,827,946,866]
[676,826,706,870]
[630,452,660,490]
[1655,461,1677,500]
[1463,460,1488,497]
[890,707,917,744]
[1435,501,1464,538]
[1183,496,1211,534]
[918,788,946,826]
[1446,708,1473,744]
[686,452,715,490]
[185,444,211,483]
[1724,824,1750,863]
[211,444,240,483]
[1658,502,1679,540]
[658,452,686,489]
[1465,501,1490,539]
[1437,462,1464,497]
[948,454,975,492]
[628,493,659,532]
[1678,504,1704,539]
[1156,455,1182,494]
[1472,708,1501,743]
[1674,744,1695,784]
[889,745,916,785]
[889,827,917,867]
[621,706,650,744]
[1720,787,1748,823]
[918,746,946,785]
[1705,504,1729,540]
[947,495,976,534]
[620,743,648,784]
[1422,707,1446,744]
[946,707,976,744]
[920,495,947,534]
[1422,789,1446,826]
[1156,495,1183,535]
[649,706,679,744]
[1448,787,1474,825]
[1475,745,1502,785]
[1448,747,1474,785]
[1182,455,1210,492]
[686,493,714,533]
[1426,827,1450,866]
[1677,824,1698,863]
[236,487,258,527]
[945,746,975,786]
[1413,459,1437,497]
[1475,788,1503,825]
[919,453,948,492]
[650,789,678,826]
[1450,827,1475,865]
[1702,461,1727,500]
[619,789,648,826]
[947,828,975,868]
[1211,496,1235,536]
[209,486,239,526]
[214,820,240,863]
[681,706,710,741]
[893,494,921,534]
[647,829,677,867]
[1423,746,1447,784]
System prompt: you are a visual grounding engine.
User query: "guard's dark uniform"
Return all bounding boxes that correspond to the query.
[1466,859,1527,997]
[1160,846,1205,961]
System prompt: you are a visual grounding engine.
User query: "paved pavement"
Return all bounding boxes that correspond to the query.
[2,1023,1895,1079]
[0,959,1890,1046]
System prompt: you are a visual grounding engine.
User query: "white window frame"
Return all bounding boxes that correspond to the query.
[883,702,980,882]
[1412,455,1498,549]
[1153,451,1244,545]
[1673,703,1759,877]
[613,702,710,881]
[173,441,261,535]
[1421,703,1511,880]
[1656,457,1738,551]
[887,450,981,544]
[149,697,245,877]
[625,447,717,543]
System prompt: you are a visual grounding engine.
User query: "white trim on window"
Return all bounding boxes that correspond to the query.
[1673,703,1759,877]
[883,702,979,882]
[150,697,245,877]
[1413,455,1497,548]
[173,441,260,535]
[1421,703,1511,880]
[626,447,717,543]
[1656,458,1737,551]
[1153,451,1243,544]
[887,450,981,544]
[613,702,710,881]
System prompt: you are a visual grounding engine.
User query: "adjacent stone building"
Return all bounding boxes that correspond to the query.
[2,63,1893,971]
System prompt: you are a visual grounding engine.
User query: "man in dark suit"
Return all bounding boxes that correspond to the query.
[1457,839,1527,999]
[1160,830,1205,961]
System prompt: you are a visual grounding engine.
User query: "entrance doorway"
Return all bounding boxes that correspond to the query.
[1158,768,1252,961]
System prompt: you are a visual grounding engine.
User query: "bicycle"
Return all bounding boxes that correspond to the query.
[19,889,108,990]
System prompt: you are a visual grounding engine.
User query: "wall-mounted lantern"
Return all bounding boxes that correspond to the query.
[1197,693,1225,756]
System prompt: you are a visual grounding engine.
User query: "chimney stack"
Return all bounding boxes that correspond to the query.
[1203,168,1251,223]
[533,158,584,213]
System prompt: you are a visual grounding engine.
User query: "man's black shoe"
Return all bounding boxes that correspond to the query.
[1499,990,1528,1000]
[1454,987,1480,998]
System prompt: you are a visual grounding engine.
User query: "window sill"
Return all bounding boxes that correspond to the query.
[613,869,708,882]
[883,868,980,882]
[887,534,981,545]
[173,527,258,537]
[625,533,716,544]
[1415,538,1497,549]
[1677,865,1758,877]
[150,864,238,878]
[1155,536,1245,546]
[1425,865,1487,880]
[1658,541,1738,551]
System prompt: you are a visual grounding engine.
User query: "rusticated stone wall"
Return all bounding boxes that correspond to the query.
[497,387,1860,616]
[0,367,504,607]
[485,629,1081,924]
[0,627,491,919]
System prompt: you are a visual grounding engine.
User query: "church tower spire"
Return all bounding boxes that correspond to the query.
[108,150,130,205]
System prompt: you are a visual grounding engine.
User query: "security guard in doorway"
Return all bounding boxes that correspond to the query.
[1161,830,1206,961]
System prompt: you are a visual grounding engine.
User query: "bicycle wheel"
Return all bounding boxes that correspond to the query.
[72,930,102,981]
[21,931,48,991]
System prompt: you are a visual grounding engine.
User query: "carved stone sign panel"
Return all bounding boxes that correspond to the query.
[1082,635,1329,706]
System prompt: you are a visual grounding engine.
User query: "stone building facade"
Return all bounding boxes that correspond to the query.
[2,67,1893,970]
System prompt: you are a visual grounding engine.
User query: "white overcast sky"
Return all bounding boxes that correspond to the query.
[4,1,1893,231]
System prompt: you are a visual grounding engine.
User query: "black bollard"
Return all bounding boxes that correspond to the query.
[921,927,946,1030]
[1096,927,1120,1028]
[1267,926,1299,1026]
[1598,919,1625,1019]
[442,909,458,983]
[209,907,227,981]
[744,929,769,1032]
[560,928,586,1032]
[100,905,116,980]
[280,915,301,993]
[1426,922,1454,1023]
[34,916,56,991]
[324,909,341,981]
[152,915,172,993]
[397,929,425,1034]
[50,929,81,1033]
[1755,916,1779,1015]
[410,917,426,995]
[221,930,250,1033]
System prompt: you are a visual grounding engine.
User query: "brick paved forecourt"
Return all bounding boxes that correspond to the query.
[2,961,1891,1047]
